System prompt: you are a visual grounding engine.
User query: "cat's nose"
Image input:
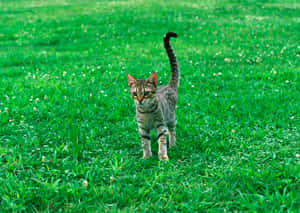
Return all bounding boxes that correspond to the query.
[137,96,143,102]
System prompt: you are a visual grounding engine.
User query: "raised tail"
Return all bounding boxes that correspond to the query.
[164,32,179,90]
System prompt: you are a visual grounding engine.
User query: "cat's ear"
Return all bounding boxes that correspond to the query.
[149,72,158,87]
[127,73,136,86]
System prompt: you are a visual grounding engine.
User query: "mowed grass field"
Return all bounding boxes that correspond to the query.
[0,0,299,212]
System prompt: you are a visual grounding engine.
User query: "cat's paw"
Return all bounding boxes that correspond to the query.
[169,142,176,148]
[143,153,152,159]
[158,153,169,161]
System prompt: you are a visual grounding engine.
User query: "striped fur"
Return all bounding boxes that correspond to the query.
[164,32,179,89]
[127,32,179,161]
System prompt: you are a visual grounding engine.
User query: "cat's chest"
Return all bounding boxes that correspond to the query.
[136,112,156,129]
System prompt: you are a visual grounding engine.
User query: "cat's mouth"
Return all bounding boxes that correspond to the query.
[136,100,150,107]
[136,98,155,107]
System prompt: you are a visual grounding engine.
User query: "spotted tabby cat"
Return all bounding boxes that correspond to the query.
[126,32,179,161]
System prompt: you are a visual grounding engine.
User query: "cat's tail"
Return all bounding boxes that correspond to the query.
[164,32,179,90]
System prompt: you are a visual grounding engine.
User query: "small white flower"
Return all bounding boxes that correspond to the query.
[100,90,104,94]
[191,85,194,88]
[213,73,217,76]
[285,80,290,84]
[82,180,88,187]
[44,95,48,100]
[224,58,231,63]
[63,71,67,77]
[290,116,294,120]
[33,107,37,112]
[35,98,40,102]
[296,154,300,158]
[92,68,95,72]
[124,89,127,92]
[89,93,93,97]
[97,66,100,69]
[188,103,191,106]
[214,93,218,97]
[201,74,205,77]
[63,145,68,151]
[42,156,45,162]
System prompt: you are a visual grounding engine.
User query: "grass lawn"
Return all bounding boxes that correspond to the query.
[0,0,299,212]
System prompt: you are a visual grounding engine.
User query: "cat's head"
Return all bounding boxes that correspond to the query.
[127,72,157,106]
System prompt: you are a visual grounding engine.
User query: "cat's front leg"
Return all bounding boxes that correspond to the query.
[139,127,152,159]
[156,123,168,161]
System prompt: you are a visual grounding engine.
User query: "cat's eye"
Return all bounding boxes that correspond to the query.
[144,91,150,96]
[132,92,137,96]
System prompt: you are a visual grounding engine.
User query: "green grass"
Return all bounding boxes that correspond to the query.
[0,0,299,212]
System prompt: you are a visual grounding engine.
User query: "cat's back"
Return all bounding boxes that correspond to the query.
[156,85,177,108]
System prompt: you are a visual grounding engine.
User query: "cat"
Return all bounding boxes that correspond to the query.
[127,32,179,161]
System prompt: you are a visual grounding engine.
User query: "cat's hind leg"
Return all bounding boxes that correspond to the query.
[167,122,176,148]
